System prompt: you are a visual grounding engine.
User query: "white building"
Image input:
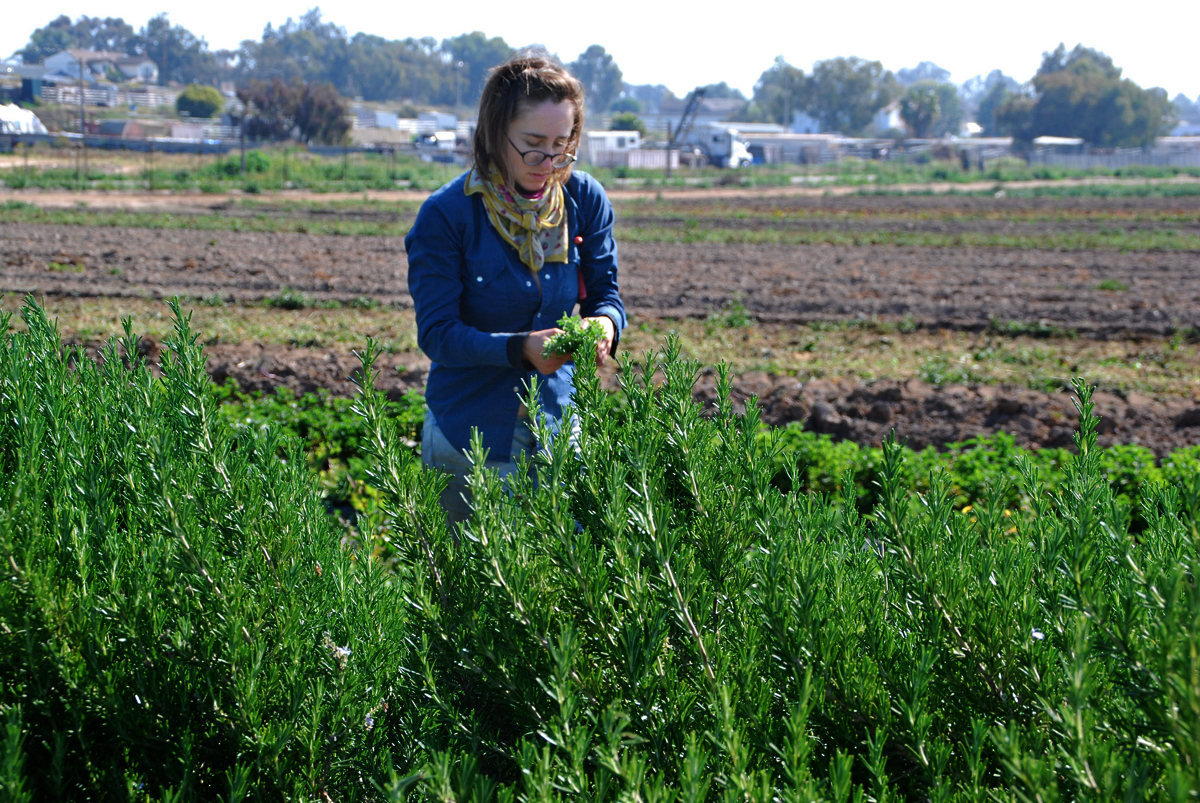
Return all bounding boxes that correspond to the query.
[0,103,49,134]
[790,111,822,134]
[354,107,400,130]
[869,101,903,135]
[419,111,457,131]
[586,129,640,151]
[43,50,158,84]
[580,129,644,168]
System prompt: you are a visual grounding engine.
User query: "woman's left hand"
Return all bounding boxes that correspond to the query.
[584,316,616,367]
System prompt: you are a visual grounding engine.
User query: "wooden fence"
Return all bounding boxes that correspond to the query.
[39,85,181,109]
[1031,147,1200,169]
[585,149,680,169]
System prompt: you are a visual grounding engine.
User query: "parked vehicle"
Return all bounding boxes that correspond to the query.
[680,122,754,168]
[666,88,752,168]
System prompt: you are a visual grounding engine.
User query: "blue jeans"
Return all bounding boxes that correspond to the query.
[421,411,535,525]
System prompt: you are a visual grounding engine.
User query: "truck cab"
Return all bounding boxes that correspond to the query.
[685,123,754,168]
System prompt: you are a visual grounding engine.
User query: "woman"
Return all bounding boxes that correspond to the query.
[405,50,626,524]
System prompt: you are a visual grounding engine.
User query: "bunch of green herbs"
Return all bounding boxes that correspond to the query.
[543,314,605,357]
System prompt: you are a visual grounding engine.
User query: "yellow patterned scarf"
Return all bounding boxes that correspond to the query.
[465,164,568,274]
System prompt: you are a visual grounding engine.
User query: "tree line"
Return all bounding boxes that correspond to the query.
[740,49,1180,148]
[12,11,1190,148]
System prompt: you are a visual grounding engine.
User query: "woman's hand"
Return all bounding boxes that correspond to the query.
[584,315,616,367]
[522,328,571,375]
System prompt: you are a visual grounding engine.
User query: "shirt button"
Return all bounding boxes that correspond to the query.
[526,280,531,287]
[544,274,550,280]
[476,276,482,282]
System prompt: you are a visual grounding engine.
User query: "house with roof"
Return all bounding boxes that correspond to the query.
[4,63,62,103]
[43,50,159,85]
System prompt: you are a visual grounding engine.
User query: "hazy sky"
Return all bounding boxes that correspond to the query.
[5,0,1199,101]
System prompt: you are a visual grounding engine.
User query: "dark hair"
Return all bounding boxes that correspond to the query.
[472,48,584,187]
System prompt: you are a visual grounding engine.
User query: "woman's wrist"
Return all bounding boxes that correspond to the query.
[507,333,533,370]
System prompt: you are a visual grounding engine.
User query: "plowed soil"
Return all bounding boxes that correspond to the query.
[4,223,1199,336]
[4,190,1200,456]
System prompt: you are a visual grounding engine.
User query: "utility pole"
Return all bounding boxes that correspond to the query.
[455,61,464,115]
[76,50,87,183]
[783,66,791,133]
[240,102,247,174]
[665,121,672,181]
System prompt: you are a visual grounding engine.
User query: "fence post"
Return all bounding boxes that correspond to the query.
[665,121,672,181]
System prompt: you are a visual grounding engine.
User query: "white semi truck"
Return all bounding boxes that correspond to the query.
[680,122,754,168]
[667,88,753,168]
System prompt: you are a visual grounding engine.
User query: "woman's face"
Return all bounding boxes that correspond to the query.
[503,99,575,193]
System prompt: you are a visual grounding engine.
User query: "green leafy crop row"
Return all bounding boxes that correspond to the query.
[0,148,457,194]
[213,382,426,523]
[212,376,1199,536]
[770,426,1200,529]
[3,298,1200,799]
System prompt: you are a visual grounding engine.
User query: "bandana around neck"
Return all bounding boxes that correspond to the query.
[465,164,569,274]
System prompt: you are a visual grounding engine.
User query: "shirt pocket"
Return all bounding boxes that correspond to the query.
[461,242,539,332]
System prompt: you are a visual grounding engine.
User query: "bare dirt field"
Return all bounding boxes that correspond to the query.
[3,223,1198,336]
[3,189,1200,456]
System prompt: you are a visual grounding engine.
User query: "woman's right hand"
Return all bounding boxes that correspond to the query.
[522,328,571,375]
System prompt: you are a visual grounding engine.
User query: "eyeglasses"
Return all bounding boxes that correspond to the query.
[507,136,576,169]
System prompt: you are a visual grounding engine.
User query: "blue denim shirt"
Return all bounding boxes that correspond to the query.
[405,170,626,461]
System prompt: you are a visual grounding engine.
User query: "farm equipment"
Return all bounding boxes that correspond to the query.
[667,87,753,168]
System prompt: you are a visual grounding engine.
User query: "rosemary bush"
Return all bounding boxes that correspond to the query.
[4,294,1200,800]
[0,300,421,800]
[355,335,1200,801]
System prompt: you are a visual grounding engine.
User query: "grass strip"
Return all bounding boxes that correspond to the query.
[620,224,1200,250]
[0,202,413,237]
[4,203,1198,251]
